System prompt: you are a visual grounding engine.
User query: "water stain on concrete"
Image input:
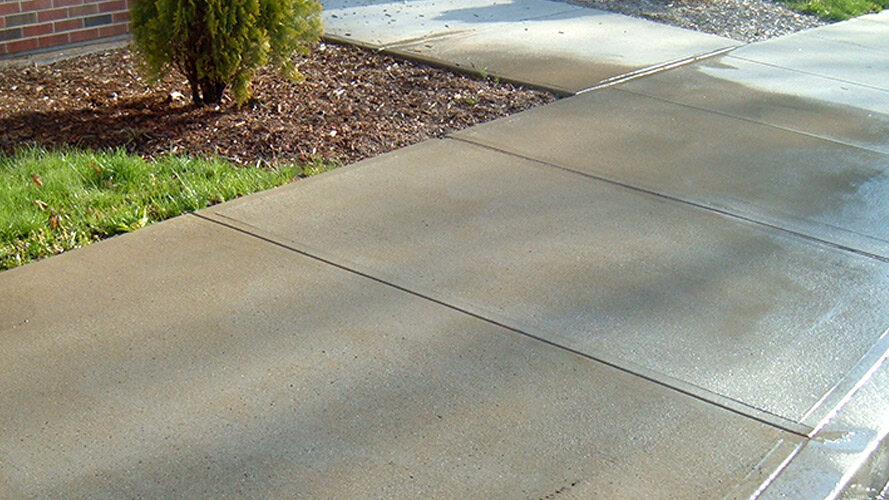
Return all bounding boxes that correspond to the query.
[619,55,889,155]
[454,87,889,259]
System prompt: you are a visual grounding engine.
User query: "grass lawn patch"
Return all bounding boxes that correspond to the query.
[780,0,889,20]
[0,148,333,270]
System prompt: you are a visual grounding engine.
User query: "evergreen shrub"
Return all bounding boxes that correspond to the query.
[131,0,323,105]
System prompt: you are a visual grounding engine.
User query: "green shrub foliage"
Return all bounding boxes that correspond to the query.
[131,0,322,105]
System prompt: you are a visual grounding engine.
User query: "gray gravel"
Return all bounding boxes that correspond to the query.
[561,0,828,42]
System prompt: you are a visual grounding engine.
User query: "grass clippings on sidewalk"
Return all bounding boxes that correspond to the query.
[0,148,328,270]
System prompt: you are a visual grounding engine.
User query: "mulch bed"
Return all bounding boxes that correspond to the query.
[0,42,555,166]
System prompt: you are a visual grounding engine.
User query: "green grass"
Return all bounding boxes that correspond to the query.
[780,0,889,20]
[1,148,336,270]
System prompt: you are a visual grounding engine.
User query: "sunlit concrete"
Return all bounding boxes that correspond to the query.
[761,346,889,498]
[0,216,801,498]
[206,140,889,426]
[320,0,578,46]
[320,0,738,94]
[3,3,889,496]
[802,10,889,52]
[454,89,889,259]
[732,30,889,92]
[388,8,739,94]
[618,55,889,154]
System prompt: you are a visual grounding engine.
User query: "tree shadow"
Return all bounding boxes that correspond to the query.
[0,96,226,157]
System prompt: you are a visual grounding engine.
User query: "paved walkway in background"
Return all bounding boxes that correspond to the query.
[2,2,889,498]
[323,0,741,94]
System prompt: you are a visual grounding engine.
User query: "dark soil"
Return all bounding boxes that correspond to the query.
[0,42,555,166]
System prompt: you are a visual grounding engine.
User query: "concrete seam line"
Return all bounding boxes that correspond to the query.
[726,439,797,500]
[729,54,889,94]
[576,45,741,94]
[748,442,807,499]
[446,136,889,265]
[754,351,889,499]
[190,211,811,438]
[597,45,738,85]
[615,85,889,158]
[825,387,889,498]
[799,326,889,426]
[811,342,889,439]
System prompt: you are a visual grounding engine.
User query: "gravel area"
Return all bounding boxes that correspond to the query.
[561,0,828,41]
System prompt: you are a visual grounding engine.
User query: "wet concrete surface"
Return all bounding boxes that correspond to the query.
[205,139,889,425]
[453,88,889,260]
[0,216,801,498]
[618,55,889,155]
[732,32,889,92]
[762,342,889,498]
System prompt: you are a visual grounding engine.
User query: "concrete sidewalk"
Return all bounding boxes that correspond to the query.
[2,1,889,498]
[322,0,740,94]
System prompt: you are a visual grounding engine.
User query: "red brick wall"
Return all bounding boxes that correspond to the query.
[0,0,131,57]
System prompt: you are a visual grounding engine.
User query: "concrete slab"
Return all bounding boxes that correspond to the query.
[454,88,889,259]
[0,215,802,498]
[807,11,889,52]
[205,140,889,425]
[732,30,889,92]
[388,8,739,94]
[617,55,889,155]
[761,349,889,499]
[320,0,577,47]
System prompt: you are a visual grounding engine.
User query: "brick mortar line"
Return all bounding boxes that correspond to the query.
[1,0,130,56]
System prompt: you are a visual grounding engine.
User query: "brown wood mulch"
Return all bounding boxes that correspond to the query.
[0,42,555,166]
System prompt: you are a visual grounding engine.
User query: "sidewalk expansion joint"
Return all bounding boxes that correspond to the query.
[616,85,889,158]
[799,326,889,430]
[747,442,807,499]
[191,211,812,438]
[324,29,739,99]
[447,136,889,265]
[577,45,741,95]
[729,54,889,95]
